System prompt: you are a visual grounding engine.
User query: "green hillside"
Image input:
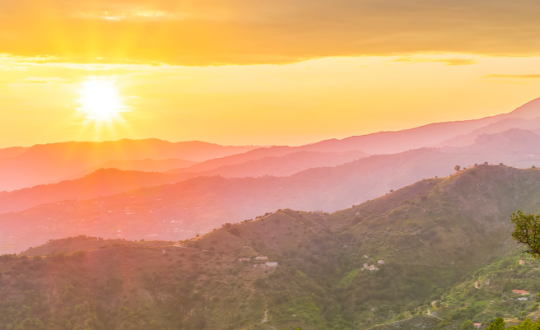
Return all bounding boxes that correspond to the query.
[432,249,540,328]
[2,165,540,329]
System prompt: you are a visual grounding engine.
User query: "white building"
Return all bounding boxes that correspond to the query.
[362,263,379,271]
[378,260,385,264]
[256,256,269,261]
[266,262,278,267]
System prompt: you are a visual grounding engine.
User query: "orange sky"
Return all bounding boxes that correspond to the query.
[0,0,540,147]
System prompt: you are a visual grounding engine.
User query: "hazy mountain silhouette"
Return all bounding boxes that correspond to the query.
[2,129,540,253]
[438,116,540,147]
[0,139,256,192]
[166,146,365,175]
[1,98,539,193]
[294,98,540,155]
[166,98,540,175]
[63,158,199,181]
[0,150,366,214]
[0,169,178,214]
[0,146,27,159]
[181,150,366,178]
[442,128,540,156]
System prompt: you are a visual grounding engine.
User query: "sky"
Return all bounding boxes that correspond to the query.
[1,0,540,147]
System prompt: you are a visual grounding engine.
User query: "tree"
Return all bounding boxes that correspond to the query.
[461,320,474,330]
[511,211,540,258]
[454,165,461,172]
[510,318,540,330]
[485,317,505,330]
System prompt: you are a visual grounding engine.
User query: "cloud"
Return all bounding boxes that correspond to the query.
[1,0,540,65]
[483,74,540,79]
[393,57,477,66]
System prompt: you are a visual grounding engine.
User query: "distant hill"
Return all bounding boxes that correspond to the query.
[64,158,198,180]
[157,99,540,174]
[0,169,177,214]
[443,128,540,155]
[289,98,540,155]
[0,139,256,192]
[167,147,367,175]
[2,165,540,329]
[0,146,27,159]
[0,150,366,214]
[168,150,366,177]
[438,116,540,147]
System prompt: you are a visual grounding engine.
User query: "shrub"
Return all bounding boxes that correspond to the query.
[254,278,267,288]
[70,250,87,259]
[228,228,241,237]
[461,320,474,330]
[49,251,68,262]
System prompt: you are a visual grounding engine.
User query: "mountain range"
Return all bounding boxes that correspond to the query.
[1,98,540,195]
[1,165,540,329]
[2,127,540,254]
[0,99,540,265]
[0,140,256,192]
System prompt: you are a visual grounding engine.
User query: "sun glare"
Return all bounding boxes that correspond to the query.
[77,78,128,121]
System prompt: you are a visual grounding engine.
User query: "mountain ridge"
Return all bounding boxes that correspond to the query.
[0,150,366,214]
[0,139,257,192]
[3,129,540,254]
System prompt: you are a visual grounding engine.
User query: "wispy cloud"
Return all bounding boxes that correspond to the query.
[393,57,477,66]
[483,74,540,79]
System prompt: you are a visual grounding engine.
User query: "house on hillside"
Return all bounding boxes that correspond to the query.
[512,290,531,295]
[474,323,482,329]
[362,263,378,271]
[266,262,278,267]
[518,297,528,301]
[519,260,525,265]
[256,256,268,261]
[378,260,385,264]
[237,258,251,262]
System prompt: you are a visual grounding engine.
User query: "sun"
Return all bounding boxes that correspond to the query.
[77,77,128,121]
